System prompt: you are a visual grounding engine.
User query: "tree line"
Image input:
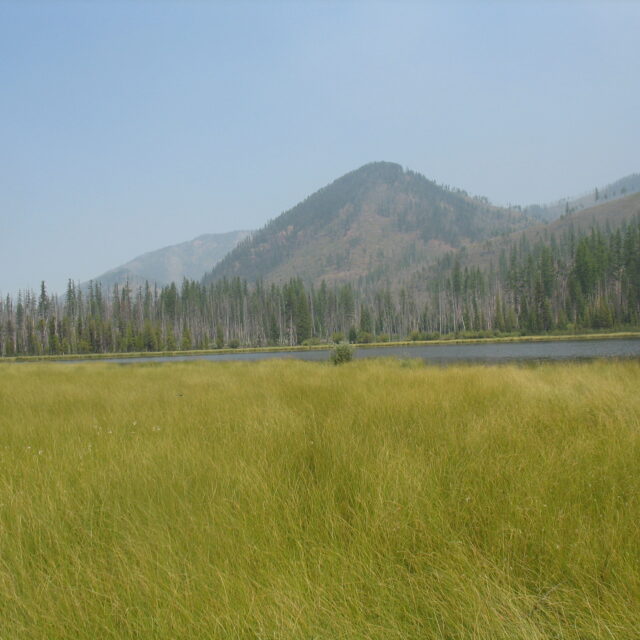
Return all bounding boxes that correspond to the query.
[1,216,639,357]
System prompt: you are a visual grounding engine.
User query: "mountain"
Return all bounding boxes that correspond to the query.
[525,173,640,221]
[527,189,640,238]
[203,162,532,286]
[89,230,251,290]
[86,162,638,296]
[461,190,640,271]
[5,167,640,357]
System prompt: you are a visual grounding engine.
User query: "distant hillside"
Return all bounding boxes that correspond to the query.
[528,189,640,238]
[90,230,251,290]
[204,162,531,286]
[464,190,640,270]
[5,168,640,357]
[525,173,640,221]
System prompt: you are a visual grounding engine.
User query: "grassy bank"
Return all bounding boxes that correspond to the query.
[1,359,639,638]
[4,329,640,363]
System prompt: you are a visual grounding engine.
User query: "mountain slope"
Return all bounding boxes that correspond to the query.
[204,162,531,286]
[525,173,640,221]
[452,190,640,271]
[90,230,251,290]
[529,189,640,238]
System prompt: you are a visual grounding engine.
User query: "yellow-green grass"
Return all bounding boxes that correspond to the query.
[1,359,639,639]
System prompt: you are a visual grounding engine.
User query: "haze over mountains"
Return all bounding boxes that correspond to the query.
[204,162,534,286]
[88,230,250,290]
[6,160,640,357]
[205,162,640,287]
[90,162,640,292]
[459,190,640,273]
[525,173,640,221]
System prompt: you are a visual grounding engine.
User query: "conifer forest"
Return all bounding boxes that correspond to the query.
[2,217,639,357]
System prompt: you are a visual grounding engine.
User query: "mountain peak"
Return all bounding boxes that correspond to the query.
[203,163,530,286]
[352,160,404,176]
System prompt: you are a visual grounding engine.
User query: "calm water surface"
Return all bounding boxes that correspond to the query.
[67,338,640,365]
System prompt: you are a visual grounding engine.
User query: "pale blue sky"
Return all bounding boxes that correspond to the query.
[1,1,639,295]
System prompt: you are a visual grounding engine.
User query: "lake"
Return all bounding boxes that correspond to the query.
[63,338,640,365]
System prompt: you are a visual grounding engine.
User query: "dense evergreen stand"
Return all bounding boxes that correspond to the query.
[1,217,639,357]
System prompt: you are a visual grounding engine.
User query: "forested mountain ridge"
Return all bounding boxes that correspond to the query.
[400,192,640,335]
[89,229,251,290]
[2,207,638,356]
[204,162,532,286]
[2,165,640,357]
[460,191,640,271]
[524,173,640,221]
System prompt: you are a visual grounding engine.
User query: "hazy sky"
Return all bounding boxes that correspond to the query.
[1,1,639,295]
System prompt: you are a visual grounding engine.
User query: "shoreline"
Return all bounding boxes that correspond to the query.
[3,330,640,364]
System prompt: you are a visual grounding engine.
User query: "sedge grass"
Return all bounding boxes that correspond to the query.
[0,359,639,638]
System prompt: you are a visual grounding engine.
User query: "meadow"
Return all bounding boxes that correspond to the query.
[0,358,639,639]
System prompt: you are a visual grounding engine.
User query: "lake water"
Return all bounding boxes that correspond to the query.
[65,338,640,365]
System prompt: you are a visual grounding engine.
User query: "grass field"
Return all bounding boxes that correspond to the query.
[1,359,639,639]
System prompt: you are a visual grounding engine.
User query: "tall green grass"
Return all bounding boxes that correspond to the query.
[1,359,639,639]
